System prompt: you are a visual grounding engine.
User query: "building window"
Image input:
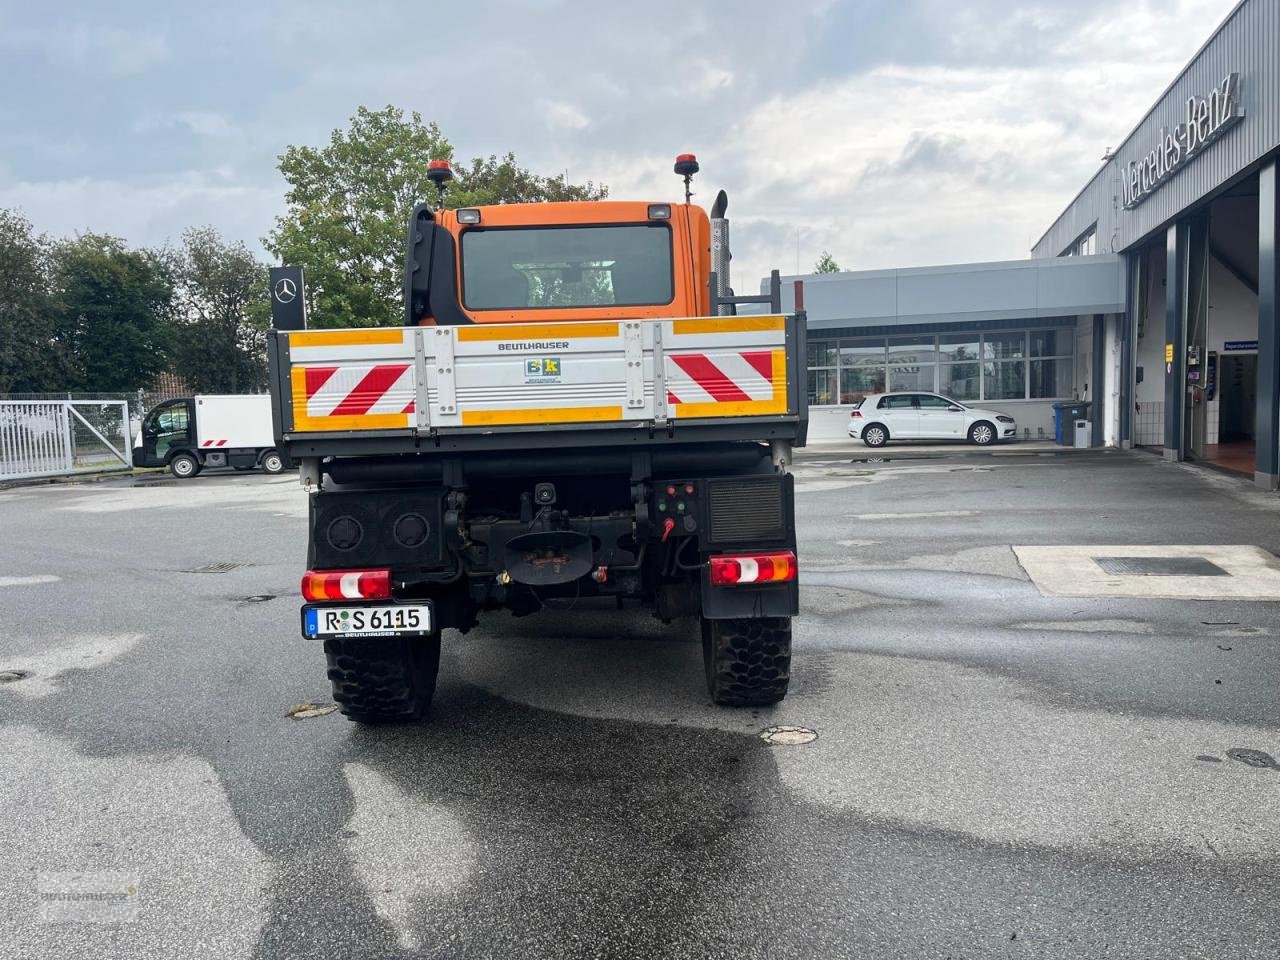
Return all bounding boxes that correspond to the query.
[807,367,837,406]
[804,327,1073,404]
[1061,224,1098,257]
[1029,328,1073,398]
[942,362,981,401]
[887,335,936,394]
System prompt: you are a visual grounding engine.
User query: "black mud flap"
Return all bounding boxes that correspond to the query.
[699,568,799,619]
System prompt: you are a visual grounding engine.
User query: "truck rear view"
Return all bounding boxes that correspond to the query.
[267,156,807,723]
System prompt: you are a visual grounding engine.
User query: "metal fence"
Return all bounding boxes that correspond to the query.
[0,399,134,482]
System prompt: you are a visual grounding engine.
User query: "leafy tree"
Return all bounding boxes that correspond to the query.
[170,227,270,393]
[0,209,65,393]
[51,234,175,392]
[267,105,607,328]
[814,251,841,274]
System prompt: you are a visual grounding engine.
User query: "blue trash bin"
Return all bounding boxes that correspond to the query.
[1051,402,1092,445]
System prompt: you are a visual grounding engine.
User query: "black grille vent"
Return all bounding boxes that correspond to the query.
[708,478,785,544]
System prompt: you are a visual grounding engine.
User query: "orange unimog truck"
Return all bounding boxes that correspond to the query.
[267,155,808,723]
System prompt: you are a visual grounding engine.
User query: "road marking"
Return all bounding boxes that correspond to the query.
[342,763,475,952]
[3,633,141,697]
[847,510,977,520]
[1013,619,1155,634]
[1014,544,1280,600]
[0,575,60,587]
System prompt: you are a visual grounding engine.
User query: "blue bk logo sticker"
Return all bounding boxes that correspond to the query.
[525,357,563,383]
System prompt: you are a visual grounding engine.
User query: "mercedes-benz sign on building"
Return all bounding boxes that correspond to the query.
[776,0,1280,487]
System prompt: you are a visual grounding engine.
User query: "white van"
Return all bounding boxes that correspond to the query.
[134,395,289,478]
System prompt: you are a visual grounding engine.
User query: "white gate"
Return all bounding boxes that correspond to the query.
[0,400,133,482]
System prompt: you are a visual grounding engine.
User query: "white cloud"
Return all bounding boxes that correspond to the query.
[0,171,280,253]
[175,111,237,138]
[716,1,1231,285]
[540,99,590,131]
[5,22,171,76]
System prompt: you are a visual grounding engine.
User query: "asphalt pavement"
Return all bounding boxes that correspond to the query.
[2,446,1279,959]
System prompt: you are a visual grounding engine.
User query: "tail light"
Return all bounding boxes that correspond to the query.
[708,551,798,586]
[849,410,863,418]
[301,568,391,601]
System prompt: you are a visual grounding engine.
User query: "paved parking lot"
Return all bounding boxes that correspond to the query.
[3,448,1280,959]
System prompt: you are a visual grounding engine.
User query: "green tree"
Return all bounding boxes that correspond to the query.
[170,227,270,393]
[0,209,64,393]
[267,105,607,328]
[814,251,841,273]
[51,234,175,392]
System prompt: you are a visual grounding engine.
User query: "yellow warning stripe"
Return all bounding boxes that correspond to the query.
[287,366,411,433]
[670,348,788,419]
[461,405,623,426]
[288,329,408,347]
[671,315,785,336]
[292,411,413,432]
[457,322,619,341]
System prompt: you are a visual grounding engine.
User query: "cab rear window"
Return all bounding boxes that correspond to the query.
[461,223,674,310]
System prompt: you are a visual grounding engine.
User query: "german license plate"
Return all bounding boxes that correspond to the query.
[303,603,433,639]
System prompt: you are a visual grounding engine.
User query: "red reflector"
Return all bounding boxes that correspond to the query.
[301,569,391,601]
[708,552,798,587]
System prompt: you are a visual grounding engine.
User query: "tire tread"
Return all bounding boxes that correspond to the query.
[323,633,439,724]
[702,616,792,706]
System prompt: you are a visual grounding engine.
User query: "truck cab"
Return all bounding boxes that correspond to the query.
[269,156,806,724]
[405,198,710,327]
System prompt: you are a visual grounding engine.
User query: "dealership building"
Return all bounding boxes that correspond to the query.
[780,0,1280,487]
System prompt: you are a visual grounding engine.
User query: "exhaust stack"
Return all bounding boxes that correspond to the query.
[710,190,730,315]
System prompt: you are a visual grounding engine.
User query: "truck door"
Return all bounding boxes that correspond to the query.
[142,399,194,464]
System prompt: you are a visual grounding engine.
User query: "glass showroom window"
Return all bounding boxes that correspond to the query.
[939,333,981,401]
[1030,328,1074,399]
[804,327,1071,404]
[982,331,1026,400]
[807,339,838,405]
[839,338,886,402]
[888,335,936,393]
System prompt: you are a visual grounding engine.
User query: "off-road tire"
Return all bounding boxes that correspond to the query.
[169,452,200,479]
[862,423,889,447]
[260,449,286,474]
[324,633,441,724]
[702,616,792,706]
[969,421,996,446]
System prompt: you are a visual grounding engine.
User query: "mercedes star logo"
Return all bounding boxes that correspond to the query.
[273,277,297,304]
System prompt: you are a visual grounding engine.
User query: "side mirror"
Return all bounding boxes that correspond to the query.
[948,405,963,411]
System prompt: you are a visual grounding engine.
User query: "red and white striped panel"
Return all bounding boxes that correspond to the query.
[200,439,229,447]
[665,351,775,406]
[303,363,416,418]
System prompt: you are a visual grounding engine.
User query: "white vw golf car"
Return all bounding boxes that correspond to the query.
[848,392,1017,447]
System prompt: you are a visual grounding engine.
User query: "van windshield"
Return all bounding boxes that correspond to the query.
[461,223,674,310]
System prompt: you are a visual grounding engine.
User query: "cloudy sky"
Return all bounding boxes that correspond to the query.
[0,0,1238,286]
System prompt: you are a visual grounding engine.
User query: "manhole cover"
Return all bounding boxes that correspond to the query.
[183,562,249,574]
[760,725,818,746]
[1226,747,1278,769]
[0,669,31,683]
[1093,556,1228,577]
[240,594,276,603]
